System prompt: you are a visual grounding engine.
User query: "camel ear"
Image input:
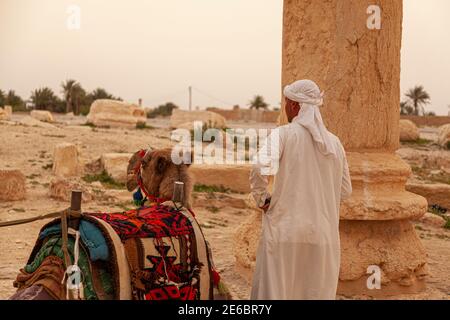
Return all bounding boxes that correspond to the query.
[126,151,143,191]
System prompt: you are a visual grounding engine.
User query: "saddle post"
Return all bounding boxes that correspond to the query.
[61,190,82,265]
[61,190,82,239]
[69,190,82,229]
[172,182,184,210]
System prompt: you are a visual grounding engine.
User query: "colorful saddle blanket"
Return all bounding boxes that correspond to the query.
[89,205,193,240]
[88,204,216,300]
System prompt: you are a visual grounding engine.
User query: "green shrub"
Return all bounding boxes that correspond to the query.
[136,122,155,130]
[82,170,125,189]
[79,104,90,116]
[444,219,450,230]
[194,184,231,194]
[206,206,220,214]
[413,138,432,146]
[147,102,178,118]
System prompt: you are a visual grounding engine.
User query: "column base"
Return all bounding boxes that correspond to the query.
[338,220,427,297]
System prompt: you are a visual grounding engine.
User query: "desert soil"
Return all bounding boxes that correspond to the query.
[0,116,448,300]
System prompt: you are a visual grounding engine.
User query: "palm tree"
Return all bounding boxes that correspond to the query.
[249,95,269,110]
[61,79,77,113]
[62,80,87,115]
[89,88,120,101]
[30,87,60,111]
[71,85,86,115]
[405,86,431,116]
[5,90,24,109]
[400,101,413,115]
[84,87,122,109]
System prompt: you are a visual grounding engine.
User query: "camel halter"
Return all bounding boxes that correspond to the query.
[133,149,170,205]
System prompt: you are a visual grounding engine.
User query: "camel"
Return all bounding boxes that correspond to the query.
[9,148,226,300]
[126,148,194,209]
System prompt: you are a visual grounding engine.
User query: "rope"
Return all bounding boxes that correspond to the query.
[0,208,82,228]
[61,210,72,273]
[0,206,83,300]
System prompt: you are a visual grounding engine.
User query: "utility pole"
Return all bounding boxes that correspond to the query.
[189,86,192,111]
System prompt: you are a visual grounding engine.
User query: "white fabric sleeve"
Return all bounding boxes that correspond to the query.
[340,152,352,201]
[250,128,283,208]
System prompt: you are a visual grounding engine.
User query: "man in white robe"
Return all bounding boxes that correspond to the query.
[250,79,352,300]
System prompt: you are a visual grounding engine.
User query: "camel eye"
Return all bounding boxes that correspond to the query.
[156,157,167,174]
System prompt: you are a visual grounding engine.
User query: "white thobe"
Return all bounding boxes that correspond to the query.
[250,118,352,300]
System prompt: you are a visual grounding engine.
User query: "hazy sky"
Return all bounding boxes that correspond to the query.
[0,0,449,115]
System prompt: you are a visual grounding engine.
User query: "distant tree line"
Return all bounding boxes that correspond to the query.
[147,102,179,118]
[0,80,121,115]
[2,85,282,117]
[0,89,26,111]
[145,95,274,119]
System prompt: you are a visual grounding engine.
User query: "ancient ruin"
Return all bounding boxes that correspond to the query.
[0,106,12,121]
[101,153,133,184]
[438,124,450,148]
[87,99,147,129]
[19,116,56,129]
[52,143,82,177]
[0,169,26,201]
[30,110,54,123]
[400,120,420,142]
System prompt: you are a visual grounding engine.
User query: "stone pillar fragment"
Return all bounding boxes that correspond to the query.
[0,169,26,201]
[53,143,82,177]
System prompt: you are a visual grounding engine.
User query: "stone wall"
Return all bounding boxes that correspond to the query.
[207,108,279,123]
[401,116,450,127]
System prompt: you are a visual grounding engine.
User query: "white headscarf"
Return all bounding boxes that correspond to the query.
[283,79,337,157]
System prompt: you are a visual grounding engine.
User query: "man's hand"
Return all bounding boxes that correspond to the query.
[260,198,271,213]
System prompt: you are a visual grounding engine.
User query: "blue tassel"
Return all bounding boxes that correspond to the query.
[133,188,146,207]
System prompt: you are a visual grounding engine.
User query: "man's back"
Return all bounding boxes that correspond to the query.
[266,123,350,245]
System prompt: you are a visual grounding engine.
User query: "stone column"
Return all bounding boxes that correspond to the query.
[235,0,428,297]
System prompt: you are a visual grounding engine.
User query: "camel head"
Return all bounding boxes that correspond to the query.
[126,148,193,209]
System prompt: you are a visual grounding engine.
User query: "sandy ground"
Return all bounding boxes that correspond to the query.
[0,114,255,299]
[0,115,448,300]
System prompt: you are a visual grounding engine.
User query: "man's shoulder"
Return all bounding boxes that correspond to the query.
[278,122,315,139]
[282,122,305,133]
[327,132,347,156]
[268,123,292,137]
